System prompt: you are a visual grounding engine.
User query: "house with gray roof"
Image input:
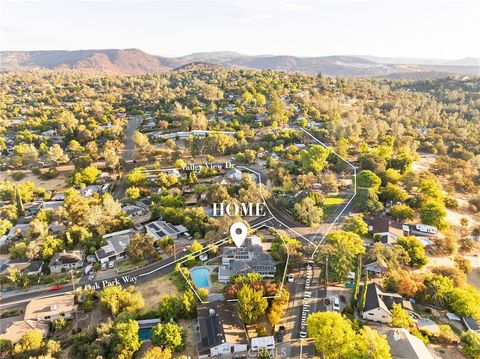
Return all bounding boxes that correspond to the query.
[361,283,413,324]
[95,229,133,264]
[49,250,85,274]
[218,237,276,283]
[386,328,433,359]
[145,220,189,242]
[196,301,248,358]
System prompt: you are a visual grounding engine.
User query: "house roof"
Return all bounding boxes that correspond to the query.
[0,318,49,343]
[0,260,43,275]
[96,233,131,260]
[145,220,187,239]
[363,283,412,313]
[364,261,388,273]
[386,328,433,359]
[367,216,404,238]
[197,301,248,354]
[462,317,480,331]
[24,294,77,320]
[49,250,84,267]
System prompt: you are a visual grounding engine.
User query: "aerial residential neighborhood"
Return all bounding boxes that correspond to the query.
[0,1,479,359]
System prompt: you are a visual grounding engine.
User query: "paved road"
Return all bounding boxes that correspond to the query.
[0,216,268,310]
[113,115,141,199]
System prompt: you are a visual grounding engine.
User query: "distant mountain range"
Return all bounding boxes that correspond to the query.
[1,49,478,78]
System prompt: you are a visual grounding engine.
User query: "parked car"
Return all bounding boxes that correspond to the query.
[333,296,340,312]
[276,326,285,342]
[48,284,63,291]
[108,261,115,269]
[287,273,294,283]
[101,262,107,271]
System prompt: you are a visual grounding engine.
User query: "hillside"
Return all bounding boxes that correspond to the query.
[1,49,478,77]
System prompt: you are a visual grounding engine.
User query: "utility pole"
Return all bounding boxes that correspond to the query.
[325,256,329,287]
[70,270,76,291]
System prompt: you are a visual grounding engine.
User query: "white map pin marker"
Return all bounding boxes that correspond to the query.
[230,222,248,248]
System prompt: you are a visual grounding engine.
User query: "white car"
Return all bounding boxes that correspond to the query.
[287,274,294,283]
[108,261,115,269]
[101,262,107,271]
[332,297,340,312]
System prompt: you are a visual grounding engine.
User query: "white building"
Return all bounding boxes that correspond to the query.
[95,229,133,264]
[49,250,85,274]
[251,336,275,352]
[362,283,413,324]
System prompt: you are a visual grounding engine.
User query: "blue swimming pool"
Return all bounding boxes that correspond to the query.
[191,267,210,288]
[138,327,153,341]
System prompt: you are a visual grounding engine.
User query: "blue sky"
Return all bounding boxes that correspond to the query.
[1,1,477,59]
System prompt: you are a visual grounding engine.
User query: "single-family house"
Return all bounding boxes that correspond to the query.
[49,250,85,274]
[0,317,49,343]
[362,283,413,324]
[24,294,77,321]
[218,238,276,283]
[366,216,404,244]
[386,328,433,359]
[224,168,243,182]
[364,261,388,277]
[95,229,133,264]
[145,220,189,242]
[196,301,249,358]
[0,260,43,276]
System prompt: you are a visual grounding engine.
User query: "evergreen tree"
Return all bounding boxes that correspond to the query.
[351,254,362,308]
[15,188,24,217]
[359,270,368,312]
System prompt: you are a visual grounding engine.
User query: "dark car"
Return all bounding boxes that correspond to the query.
[276,326,285,342]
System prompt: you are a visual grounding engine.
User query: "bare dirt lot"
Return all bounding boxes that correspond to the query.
[0,170,69,192]
[136,275,180,310]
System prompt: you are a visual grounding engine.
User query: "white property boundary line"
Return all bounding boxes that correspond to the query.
[178,224,290,304]
[176,166,292,303]
[298,127,357,357]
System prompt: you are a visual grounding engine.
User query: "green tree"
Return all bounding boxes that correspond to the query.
[99,286,144,316]
[72,166,101,186]
[391,303,414,329]
[237,286,268,324]
[151,323,185,352]
[110,319,141,358]
[461,331,480,359]
[354,188,383,213]
[297,145,329,174]
[396,236,428,267]
[142,347,172,359]
[126,233,160,263]
[47,144,69,164]
[323,231,365,281]
[351,255,362,308]
[390,204,415,221]
[420,199,448,230]
[352,326,392,359]
[15,187,24,217]
[357,170,382,189]
[13,330,44,358]
[343,216,368,236]
[307,312,356,359]
[294,197,323,226]
[157,295,182,321]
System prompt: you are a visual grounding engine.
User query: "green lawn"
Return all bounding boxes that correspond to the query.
[116,259,147,273]
[323,196,344,217]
